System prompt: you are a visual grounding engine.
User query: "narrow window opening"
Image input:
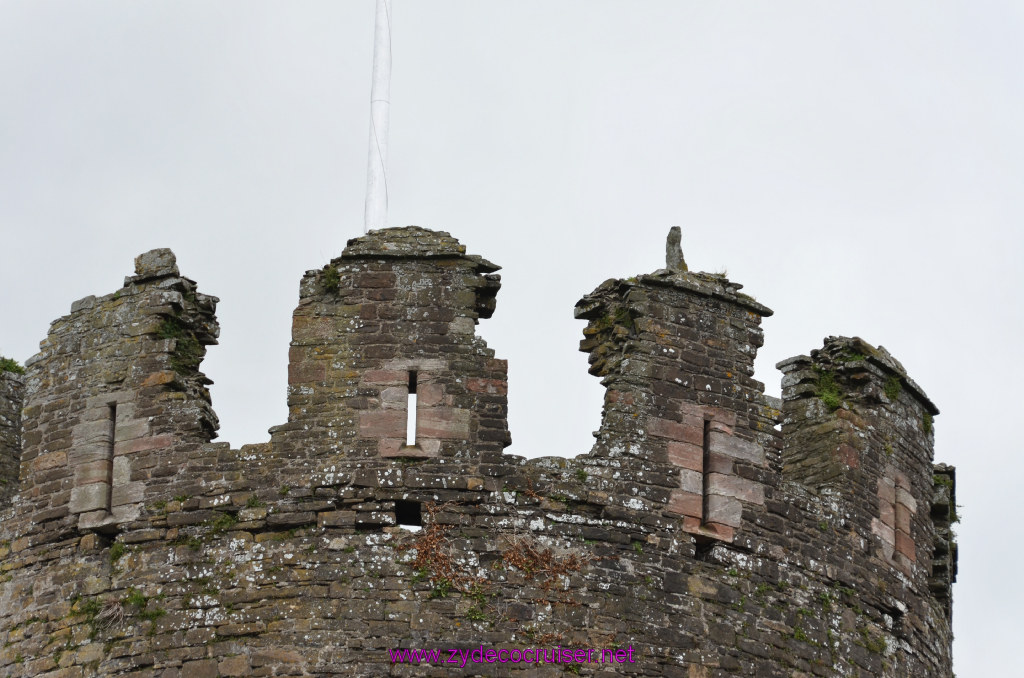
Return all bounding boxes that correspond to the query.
[405,372,418,446]
[701,419,711,524]
[395,500,422,531]
[105,403,116,513]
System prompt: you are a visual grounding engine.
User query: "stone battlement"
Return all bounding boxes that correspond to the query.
[0,227,956,676]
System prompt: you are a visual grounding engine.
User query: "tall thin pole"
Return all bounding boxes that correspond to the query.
[364,0,392,234]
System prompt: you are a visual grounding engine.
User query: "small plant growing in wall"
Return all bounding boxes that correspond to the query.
[0,356,25,375]
[815,369,843,411]
[321,266,341,294]
[883,376,902,401]
[109,541,126,566]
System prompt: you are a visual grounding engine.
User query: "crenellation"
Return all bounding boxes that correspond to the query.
[0,227,955,676]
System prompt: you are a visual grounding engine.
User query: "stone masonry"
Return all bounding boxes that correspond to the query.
[0,227,956,676]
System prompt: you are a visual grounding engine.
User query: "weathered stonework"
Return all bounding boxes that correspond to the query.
[0,227,956,677]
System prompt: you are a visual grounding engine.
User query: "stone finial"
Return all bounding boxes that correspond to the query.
[134,248,179,279]
[666,226,687,273]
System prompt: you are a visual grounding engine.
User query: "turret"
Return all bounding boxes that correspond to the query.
[271,227,510,461]
[777,336,955,597]
[575,228,779,542]
[18,249,219,533]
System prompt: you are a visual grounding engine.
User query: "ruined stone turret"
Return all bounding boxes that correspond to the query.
[16,248,218,534]
[575,229,778,542]
[271,227,509,462]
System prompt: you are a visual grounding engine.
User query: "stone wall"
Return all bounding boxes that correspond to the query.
[0,227,956,677]
[0,371,24,508]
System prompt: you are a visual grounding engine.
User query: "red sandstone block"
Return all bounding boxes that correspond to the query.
[703,406,737,427]
[678,401,704,418]
[708,420,733,436]
[76,460,112,485]
[707,473,764,505]
[666,441,702,471]
[377,438,403,457]
[706,452,734,475]
[288,361,326,385]
[896,488,918,514]
[879,500,895,528]
[895,471,910,490]
[896,505,912,534]
[835,443,859,468]
[606,389,634,405]
[649,418,703,445]
[702,522,736,542]
[467,378,508,395]
[680,518,735,543]
[417,383,444,407]
[418,408,471,440]
[895,530,916,561]
[877,476,896,506]
[871,518,895,547]
[359,410,406,438]
[362,369,408,386]
[666,490,702,518]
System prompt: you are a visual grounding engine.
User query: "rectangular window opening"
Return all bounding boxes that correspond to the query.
[395,500,422,531]
[701,418,711,525]
[405,372,418,446]
[105,402,117,513]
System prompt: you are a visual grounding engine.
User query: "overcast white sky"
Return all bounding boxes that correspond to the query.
[1,1,1021,674]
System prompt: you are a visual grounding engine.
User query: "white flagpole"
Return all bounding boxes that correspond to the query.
[364,0,392,234]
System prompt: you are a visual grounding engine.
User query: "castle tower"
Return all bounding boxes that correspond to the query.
[777,337,956,611]
[271,227,511,462]
[575,228,780,543]
[15,249,219,533]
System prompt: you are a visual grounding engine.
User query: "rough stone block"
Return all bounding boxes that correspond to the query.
[134,248,179,278]
[417,383,444,407]
[896,488,918,513]
[705,494,742,528]
[180,659,218,678]
[678,469,702,494]
[707,430,764,466]
[111,481,144,507]
[75,460,112,486]
[707,473,764,504]
[896,530,916,561]
[418,408,471,440]
[288,361,326,385]
[649,417,703,445]
[871,518,896,547]
[114,434,174,456]
[666,441,702,471]
[666,490,702,518]
[359,410,405,438]
[879,500,895,528]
